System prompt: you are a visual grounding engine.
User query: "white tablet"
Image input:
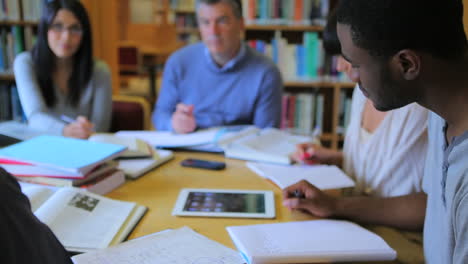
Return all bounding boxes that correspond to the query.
[172,188,276,219]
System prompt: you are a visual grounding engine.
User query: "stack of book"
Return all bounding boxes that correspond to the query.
[0,135,127,195]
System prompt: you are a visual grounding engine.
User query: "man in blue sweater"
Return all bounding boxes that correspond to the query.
[153,0,283,133]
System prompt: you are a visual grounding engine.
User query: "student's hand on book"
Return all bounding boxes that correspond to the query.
[172,103,196,134]
[63,116,94,139]
[292,143,342,165]
[282,180,337,218]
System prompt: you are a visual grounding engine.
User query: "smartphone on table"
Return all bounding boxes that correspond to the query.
[180,158,226,170]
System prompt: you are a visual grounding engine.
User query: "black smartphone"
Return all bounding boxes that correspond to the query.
[180,158,226,170]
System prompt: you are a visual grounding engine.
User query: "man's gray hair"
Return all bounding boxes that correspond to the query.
[195,0,243,19]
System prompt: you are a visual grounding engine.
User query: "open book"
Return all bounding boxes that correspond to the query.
[89,133,153,158]
[72,226,245,264]
[117,149,174,179]
[247,162,355,190]
[19,182,147,253]
[227,220,397,263]
[219,128,312,165]
[87,133,175,179]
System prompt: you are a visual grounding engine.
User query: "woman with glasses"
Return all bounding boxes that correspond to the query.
[13,0,111,139]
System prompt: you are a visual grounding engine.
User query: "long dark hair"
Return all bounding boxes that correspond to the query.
[31,0,93,107]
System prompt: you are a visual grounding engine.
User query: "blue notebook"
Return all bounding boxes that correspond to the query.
[0,135,126,177]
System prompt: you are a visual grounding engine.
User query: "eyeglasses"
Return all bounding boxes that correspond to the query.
[49,23,83,36]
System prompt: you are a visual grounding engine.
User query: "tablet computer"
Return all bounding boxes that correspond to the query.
[172,188,275,219]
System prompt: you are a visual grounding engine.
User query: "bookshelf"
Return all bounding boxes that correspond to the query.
[162,0,351,149]
[0,0,41,122]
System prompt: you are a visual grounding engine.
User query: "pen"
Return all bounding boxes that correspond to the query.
[293,189,305,199]
[60,115,75,124]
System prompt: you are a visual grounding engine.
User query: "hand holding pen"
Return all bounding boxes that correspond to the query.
[282,180,337,218]
[172,103,197,134]
[291,143,343,166]
[61,115,94,139]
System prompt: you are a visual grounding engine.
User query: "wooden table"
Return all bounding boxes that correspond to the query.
[107,151,316,248]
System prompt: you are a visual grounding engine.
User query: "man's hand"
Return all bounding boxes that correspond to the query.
[63,116,94,139]
[171,103,196,134]
[282,180,338,218]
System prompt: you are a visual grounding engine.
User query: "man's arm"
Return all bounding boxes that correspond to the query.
[283,180,426,231]
[153,57,180,131]
[253,65,283,128]
[453,192,468,263]
[333,192,426,230]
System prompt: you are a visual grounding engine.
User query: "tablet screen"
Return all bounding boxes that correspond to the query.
[183,191,265,213]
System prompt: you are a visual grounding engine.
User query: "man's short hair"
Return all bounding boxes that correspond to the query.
[337,0,468,60]
[323,7,340,56]
[196,0,243,19]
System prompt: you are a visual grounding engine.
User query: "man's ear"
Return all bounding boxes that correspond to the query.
[392,50,420,81]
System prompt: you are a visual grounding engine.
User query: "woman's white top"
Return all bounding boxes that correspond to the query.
[13,52,112,135]
[343,86,428,197]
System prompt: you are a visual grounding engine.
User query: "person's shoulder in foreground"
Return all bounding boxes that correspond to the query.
[336,0,468,263]
[0,168,72,264]
[423,112,468,264]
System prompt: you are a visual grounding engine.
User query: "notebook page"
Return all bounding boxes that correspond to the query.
[247,162,355,189]
[19,182,56,211]
[237,129,310,155]
[116,128,220,147]
[72,226,245,264]
[34,187,135,249]
[227,220,396,262]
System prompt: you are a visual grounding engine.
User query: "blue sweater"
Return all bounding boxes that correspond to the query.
[153,42,283,131]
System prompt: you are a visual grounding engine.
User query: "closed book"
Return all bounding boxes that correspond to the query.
[227,220,397,264]
[10,161,118,186]
[79,169,126,195]
[0,135,126,176]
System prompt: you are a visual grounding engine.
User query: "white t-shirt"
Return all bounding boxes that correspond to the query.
[342,87,428,197]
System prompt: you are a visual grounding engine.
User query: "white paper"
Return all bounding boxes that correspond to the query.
[222,128,312,164]
[227,220,396,263]
[19,183,55,211]
[116,128,221,147]
[72,226,245,264]
[247,162,355,190]
[34,187,135,249]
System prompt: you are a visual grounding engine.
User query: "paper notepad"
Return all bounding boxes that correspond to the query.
[115,128,221,148]
[227,220,397,263]
[0,136,126,176]
[247,162,355,190]
[72,226,245,264]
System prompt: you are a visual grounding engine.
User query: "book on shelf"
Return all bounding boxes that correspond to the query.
[0,0,20,21]
[21,0,43,22]
[247,161,355,190]
[72,226,244,264]
[19,182,148,253]
[242,0,330,26]
[0,135,127,176]
[281,92,323,135]
[227,219,397,264]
